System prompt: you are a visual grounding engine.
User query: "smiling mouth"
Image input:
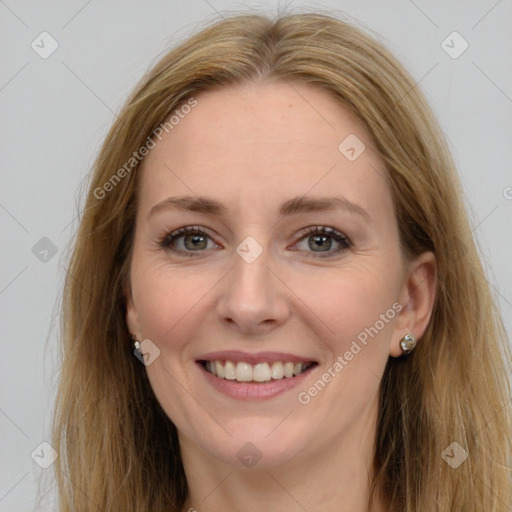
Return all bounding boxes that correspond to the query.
[198,360,318,383]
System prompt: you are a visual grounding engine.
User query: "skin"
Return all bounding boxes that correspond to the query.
[125,80,436,511]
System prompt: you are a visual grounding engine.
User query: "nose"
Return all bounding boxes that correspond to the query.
[216,243,290,335]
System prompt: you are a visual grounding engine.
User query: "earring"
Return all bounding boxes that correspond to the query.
[131,335,141,352]
[400,333,417,355]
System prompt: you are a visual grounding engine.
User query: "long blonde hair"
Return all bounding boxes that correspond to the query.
[52,12,512,511]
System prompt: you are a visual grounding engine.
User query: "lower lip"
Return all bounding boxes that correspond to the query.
[197,362,317,400]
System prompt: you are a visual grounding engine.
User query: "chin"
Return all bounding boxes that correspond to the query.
[189,418,315,470]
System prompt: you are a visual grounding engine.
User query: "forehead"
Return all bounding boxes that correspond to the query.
[137,80,392,222]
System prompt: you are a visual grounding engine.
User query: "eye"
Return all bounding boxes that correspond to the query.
[159,226,219,257]
[159,225,352,259]
[291,226,352,258]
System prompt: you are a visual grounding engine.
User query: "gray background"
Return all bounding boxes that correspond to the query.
[1,1,511,510]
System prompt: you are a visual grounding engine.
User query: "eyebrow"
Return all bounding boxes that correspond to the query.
[148,195,372,223]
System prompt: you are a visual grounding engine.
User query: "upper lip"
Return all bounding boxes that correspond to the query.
[195,350,317,365]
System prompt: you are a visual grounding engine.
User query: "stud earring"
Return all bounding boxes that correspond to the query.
[400,333,417,355]
[131,335,141,352]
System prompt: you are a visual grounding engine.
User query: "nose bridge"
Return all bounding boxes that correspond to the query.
[216,232,289,333]
[231,234,274,309]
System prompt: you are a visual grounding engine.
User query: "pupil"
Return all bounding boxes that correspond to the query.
[186,234,206,250]
[311,235,330,251]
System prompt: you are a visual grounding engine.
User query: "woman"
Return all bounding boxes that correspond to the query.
[52,12,512,511]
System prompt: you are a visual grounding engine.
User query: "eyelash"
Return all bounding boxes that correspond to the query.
[159,225,352,258]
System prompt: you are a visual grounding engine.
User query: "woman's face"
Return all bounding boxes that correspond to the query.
[126,80,429,470]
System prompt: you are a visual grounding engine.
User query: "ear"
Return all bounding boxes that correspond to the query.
[389,251,437,357]
[124,281,141,340]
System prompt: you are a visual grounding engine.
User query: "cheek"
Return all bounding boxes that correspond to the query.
[129,244,403,451]
[291,269,400,433]
[132,251,402,360]
[131,255,212,342]
[294,262,402,352]
[130,258,218,426]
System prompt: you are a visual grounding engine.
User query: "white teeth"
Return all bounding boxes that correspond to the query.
[203,359,313,382]
[215,361,224,378]
[283,362,294,378]
[253,362,271,382]
[236,362,253,381]
[224,360,236,380]
[270,361,284,379]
